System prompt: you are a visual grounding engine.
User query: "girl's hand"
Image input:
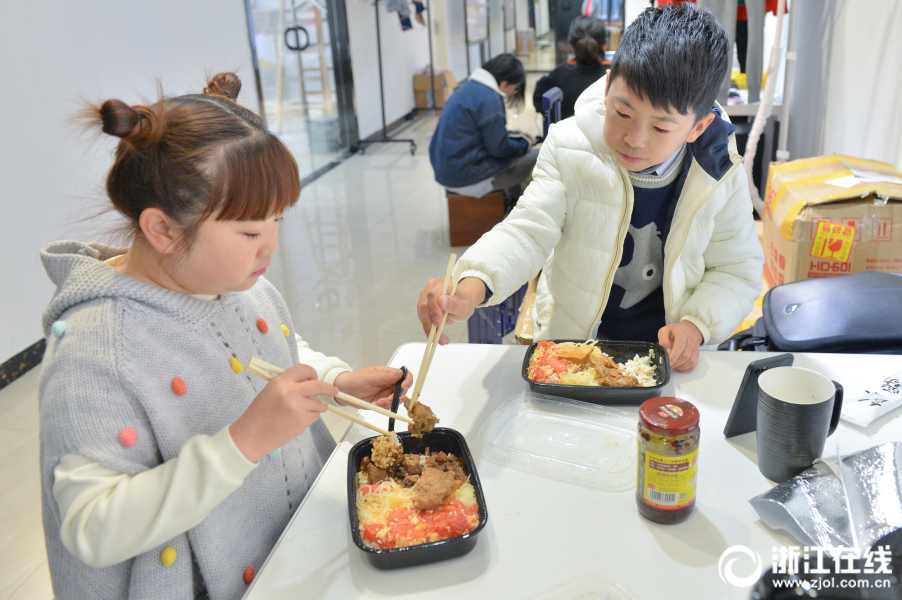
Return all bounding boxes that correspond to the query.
[417,277,487,345]
[658,321,704,373]
[229,364,336,463]
[334,367,413,410]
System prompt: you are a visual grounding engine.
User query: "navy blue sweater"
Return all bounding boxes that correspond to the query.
[429,79,530,188]
[598,107,737,342]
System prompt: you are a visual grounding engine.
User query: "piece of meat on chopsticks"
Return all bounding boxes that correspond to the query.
[402,396,440,437]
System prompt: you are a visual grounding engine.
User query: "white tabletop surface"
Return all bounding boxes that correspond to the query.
[243,344,902,600]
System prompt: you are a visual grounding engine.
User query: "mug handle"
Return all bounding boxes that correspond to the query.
[828,381,844,436]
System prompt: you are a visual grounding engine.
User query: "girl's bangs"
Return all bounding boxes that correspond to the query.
[209,134,301,222]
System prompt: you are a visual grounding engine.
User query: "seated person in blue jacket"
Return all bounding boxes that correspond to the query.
[533,16,609,121]
[429,54,538,204]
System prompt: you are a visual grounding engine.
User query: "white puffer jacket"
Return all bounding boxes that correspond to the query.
[459,76,764,345]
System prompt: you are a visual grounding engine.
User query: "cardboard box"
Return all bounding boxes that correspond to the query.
[762,155,902,287]
[516,28,535,53]
[414,88,453,108]
[606,26,621,51]
[413,71,457,92]
[413,70,457,108]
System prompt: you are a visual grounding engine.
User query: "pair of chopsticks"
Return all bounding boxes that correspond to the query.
[245,356,413,437]
[408,254,464,410]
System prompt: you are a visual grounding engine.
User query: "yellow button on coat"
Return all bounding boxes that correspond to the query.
[161,547,177,567]
[281,324,290,338]
[230,358,244,374]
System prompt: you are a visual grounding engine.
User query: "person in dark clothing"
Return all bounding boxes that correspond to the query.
[533,17,609,120]
[429,54,538,203]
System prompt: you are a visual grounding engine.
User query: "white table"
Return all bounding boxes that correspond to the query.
[243,344,902,600]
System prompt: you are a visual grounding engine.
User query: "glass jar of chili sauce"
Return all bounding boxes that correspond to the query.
[636,397,700,524]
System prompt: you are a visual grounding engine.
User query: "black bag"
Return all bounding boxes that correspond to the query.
[719,271,902,354]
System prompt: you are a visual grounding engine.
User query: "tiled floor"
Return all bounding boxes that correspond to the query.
[0,89,548,597]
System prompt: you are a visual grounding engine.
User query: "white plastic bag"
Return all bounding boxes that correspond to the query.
[841,368,902,427]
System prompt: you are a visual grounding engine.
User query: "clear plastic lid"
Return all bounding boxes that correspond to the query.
[478,392,638,491]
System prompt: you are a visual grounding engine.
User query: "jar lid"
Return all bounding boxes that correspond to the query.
[639,397,699,436]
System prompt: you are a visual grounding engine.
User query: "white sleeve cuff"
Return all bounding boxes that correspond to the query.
[680,315,711,346]
[460,269,496,307]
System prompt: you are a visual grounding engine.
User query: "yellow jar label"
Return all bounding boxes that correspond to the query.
[642,448,698,510]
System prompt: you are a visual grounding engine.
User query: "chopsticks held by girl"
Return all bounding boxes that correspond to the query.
[38,72,412,600]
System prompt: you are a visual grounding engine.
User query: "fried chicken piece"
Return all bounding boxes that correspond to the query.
[400,454,422,475]
[412,467,458,510]
[370,433,403,469]
[366,463,387,485]
[589,354,639,387]
[402,396,440,437]
[556,345,595,363]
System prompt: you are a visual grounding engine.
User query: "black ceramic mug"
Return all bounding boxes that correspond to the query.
[756,366,844,483]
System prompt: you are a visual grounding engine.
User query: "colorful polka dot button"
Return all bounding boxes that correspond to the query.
[119,428,137,448]
[172,377,187,396]
[281,324,290,338]
[256,318,269,333]
[161,547,177,567]
[230,358,244,374]
[51,321,67,338]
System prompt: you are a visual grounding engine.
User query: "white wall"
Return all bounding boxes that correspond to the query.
[535,0,550,37]
[488,0,505,58]
[787,0,902,166]
[445,0,470,81]
[0,1,256,361]
[346,0,431,139]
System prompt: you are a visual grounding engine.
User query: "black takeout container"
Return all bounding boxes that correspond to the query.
[521,339,670,405]
[347,427,488,569]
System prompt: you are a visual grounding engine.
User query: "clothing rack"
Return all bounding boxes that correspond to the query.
[355,0,436,155]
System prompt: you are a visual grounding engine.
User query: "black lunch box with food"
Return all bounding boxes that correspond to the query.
[347,427,489,569]
[521,339,671,405]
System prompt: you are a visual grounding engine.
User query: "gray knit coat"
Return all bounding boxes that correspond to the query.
[39,241,336,600]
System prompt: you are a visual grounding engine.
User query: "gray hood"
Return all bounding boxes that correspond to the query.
[41,241,221,338]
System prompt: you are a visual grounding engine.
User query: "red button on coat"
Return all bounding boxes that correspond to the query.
[256,318,269,333]
[119,428,138,448]
[243,566,255,584]
[172,377,187,396]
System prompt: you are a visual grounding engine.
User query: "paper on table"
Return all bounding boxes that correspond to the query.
[841,367,902,427]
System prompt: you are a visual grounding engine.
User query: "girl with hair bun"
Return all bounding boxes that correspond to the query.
[39,72,412,600]
[533,16,610,120]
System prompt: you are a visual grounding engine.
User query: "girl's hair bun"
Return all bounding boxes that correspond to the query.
[98,99,162,149]
[204,72,242,101]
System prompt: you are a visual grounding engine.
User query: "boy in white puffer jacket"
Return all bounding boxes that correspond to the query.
[418,3,763,372]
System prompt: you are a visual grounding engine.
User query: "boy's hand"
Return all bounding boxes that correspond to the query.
[417,277,487,345]
[334,367,413,410]
[229,364,334,463]
[658,321,704,373]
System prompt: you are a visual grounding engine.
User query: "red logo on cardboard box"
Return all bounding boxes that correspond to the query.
[810,221,855,263]
[872,218,893,242]
[842,218,863,242]
[811,217,831,239]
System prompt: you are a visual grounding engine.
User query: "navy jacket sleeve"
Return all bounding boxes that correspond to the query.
[477,97,529,159]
